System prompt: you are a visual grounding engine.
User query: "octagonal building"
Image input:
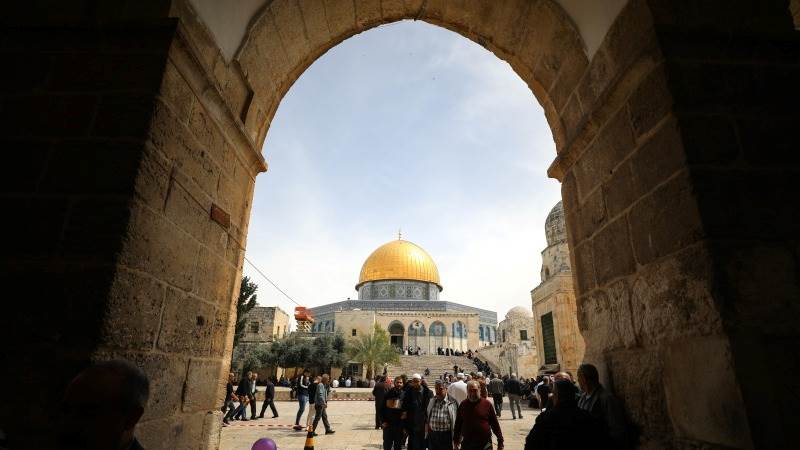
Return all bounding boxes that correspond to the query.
[308,238,498,353]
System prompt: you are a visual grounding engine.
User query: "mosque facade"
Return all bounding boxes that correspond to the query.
[309,239,498,353]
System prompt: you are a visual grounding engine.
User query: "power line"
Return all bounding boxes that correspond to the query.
[243,256,301,307]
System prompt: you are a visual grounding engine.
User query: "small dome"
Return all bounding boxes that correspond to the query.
[357,239,441,291]
[545,201,566,246]
[506,305,533,320]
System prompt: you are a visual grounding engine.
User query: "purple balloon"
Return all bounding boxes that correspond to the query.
[251,437,277,450]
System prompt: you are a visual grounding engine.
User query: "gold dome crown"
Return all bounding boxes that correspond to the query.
[357,239,442,291]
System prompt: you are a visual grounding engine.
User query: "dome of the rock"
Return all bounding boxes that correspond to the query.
[357,239,441,290]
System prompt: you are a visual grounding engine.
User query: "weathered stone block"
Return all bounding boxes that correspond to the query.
[628,171,703,266]
[298,0,333,49]
[592,216,636,285]
[271,0,312,72]
[354,0,382,27]
[663,336,752,448]
[573,186,606,244]
[159,60,195,123]
[578,279,636,352]
[576,46,616,113]
[193,247,236,307]
[607,346,672,440]
[102,268,165,350]
[574,108,636,196]
[323,0,357,42]
[573,241,596,294]
[157,287,215,356]
[121,202,198,290]
[603,160,637,219]
[629,119,685,195]
[137,410,207,449]
[629,244,722,345]
[182,358,223,412]
[549,48,588,115]
[627,65,672,139]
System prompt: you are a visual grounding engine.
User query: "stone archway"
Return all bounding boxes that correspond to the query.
[388,320,405,350]
[4,1,799,449]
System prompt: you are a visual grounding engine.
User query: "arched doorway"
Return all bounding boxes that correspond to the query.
[9,1,797,449]
[408,320,426,354]
[388,321,405,350]
[430,321,446,354]
[451,321,467,352]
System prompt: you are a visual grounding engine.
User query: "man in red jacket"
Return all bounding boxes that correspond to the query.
[453,381,504,450]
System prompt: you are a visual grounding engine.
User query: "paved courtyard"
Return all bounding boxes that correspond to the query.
[221,399,540,450]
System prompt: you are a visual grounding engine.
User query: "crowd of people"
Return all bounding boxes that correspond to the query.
[51,358,633,450]
[367,363,632,450]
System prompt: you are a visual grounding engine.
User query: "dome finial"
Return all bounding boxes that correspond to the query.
[398,228,402,240]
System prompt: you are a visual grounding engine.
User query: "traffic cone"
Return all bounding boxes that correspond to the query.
[303,425,315,450]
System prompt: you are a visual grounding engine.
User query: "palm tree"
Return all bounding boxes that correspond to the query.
[346,324,400,378]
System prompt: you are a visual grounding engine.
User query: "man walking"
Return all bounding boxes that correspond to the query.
[234,371,252,421]
[449,373,468,405]
[312,374,335,435]
[249,372,258,420]
[505,373,523,420]
[453,381,504,450]
[222,372,237,425]
[488,374,505,417]
[373,376,389,429]
[426,380,458,450]
[380,376,406,450]
[258,376,278,418]
[293,369,311,430]
[404,374,432,450]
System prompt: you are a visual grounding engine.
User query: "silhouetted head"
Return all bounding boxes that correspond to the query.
[57,360,149,450]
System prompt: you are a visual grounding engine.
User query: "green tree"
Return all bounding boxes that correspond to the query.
[233,276,258,348]
[345,324,400,378]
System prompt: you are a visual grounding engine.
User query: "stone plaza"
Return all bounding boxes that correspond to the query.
[221,397,538,450]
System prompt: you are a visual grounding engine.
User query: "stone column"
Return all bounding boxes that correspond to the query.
[0,8,265,449]
[555,1,800,447]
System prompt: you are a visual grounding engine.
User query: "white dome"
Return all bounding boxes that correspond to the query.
[506,306,532,320]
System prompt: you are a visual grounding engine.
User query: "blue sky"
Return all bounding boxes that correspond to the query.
[242,20,562,327]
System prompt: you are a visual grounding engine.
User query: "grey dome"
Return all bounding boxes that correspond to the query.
[545,201,566,246]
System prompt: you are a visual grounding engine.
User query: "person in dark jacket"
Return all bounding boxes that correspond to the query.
[233,371,252,421]
[259,376,278,418]
[381,376,407,450]
[404,374,433,450]
[222,372,237,425]
[504,373,523,419]
[577,363,630,449]
[293,369,311,430]
[524,380,611,450]
[373,376,389,429]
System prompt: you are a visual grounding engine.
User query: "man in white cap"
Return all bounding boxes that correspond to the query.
[449,373,468,405]
[404,373,432,450]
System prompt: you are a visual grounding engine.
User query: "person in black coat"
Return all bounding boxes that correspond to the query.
[222,372,237,424]
[259,377,278,418]
[403,374,433,450]
[373,376,389,430]
[381,376,407,450]
[233,371,252,421]
[524,380,611,450]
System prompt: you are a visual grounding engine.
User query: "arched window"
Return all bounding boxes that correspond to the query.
[479,325,485,341]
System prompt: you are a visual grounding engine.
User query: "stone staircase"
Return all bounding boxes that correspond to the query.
[384,355,481,379]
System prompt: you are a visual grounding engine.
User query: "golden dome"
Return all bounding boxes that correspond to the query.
[357,239,442,291]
